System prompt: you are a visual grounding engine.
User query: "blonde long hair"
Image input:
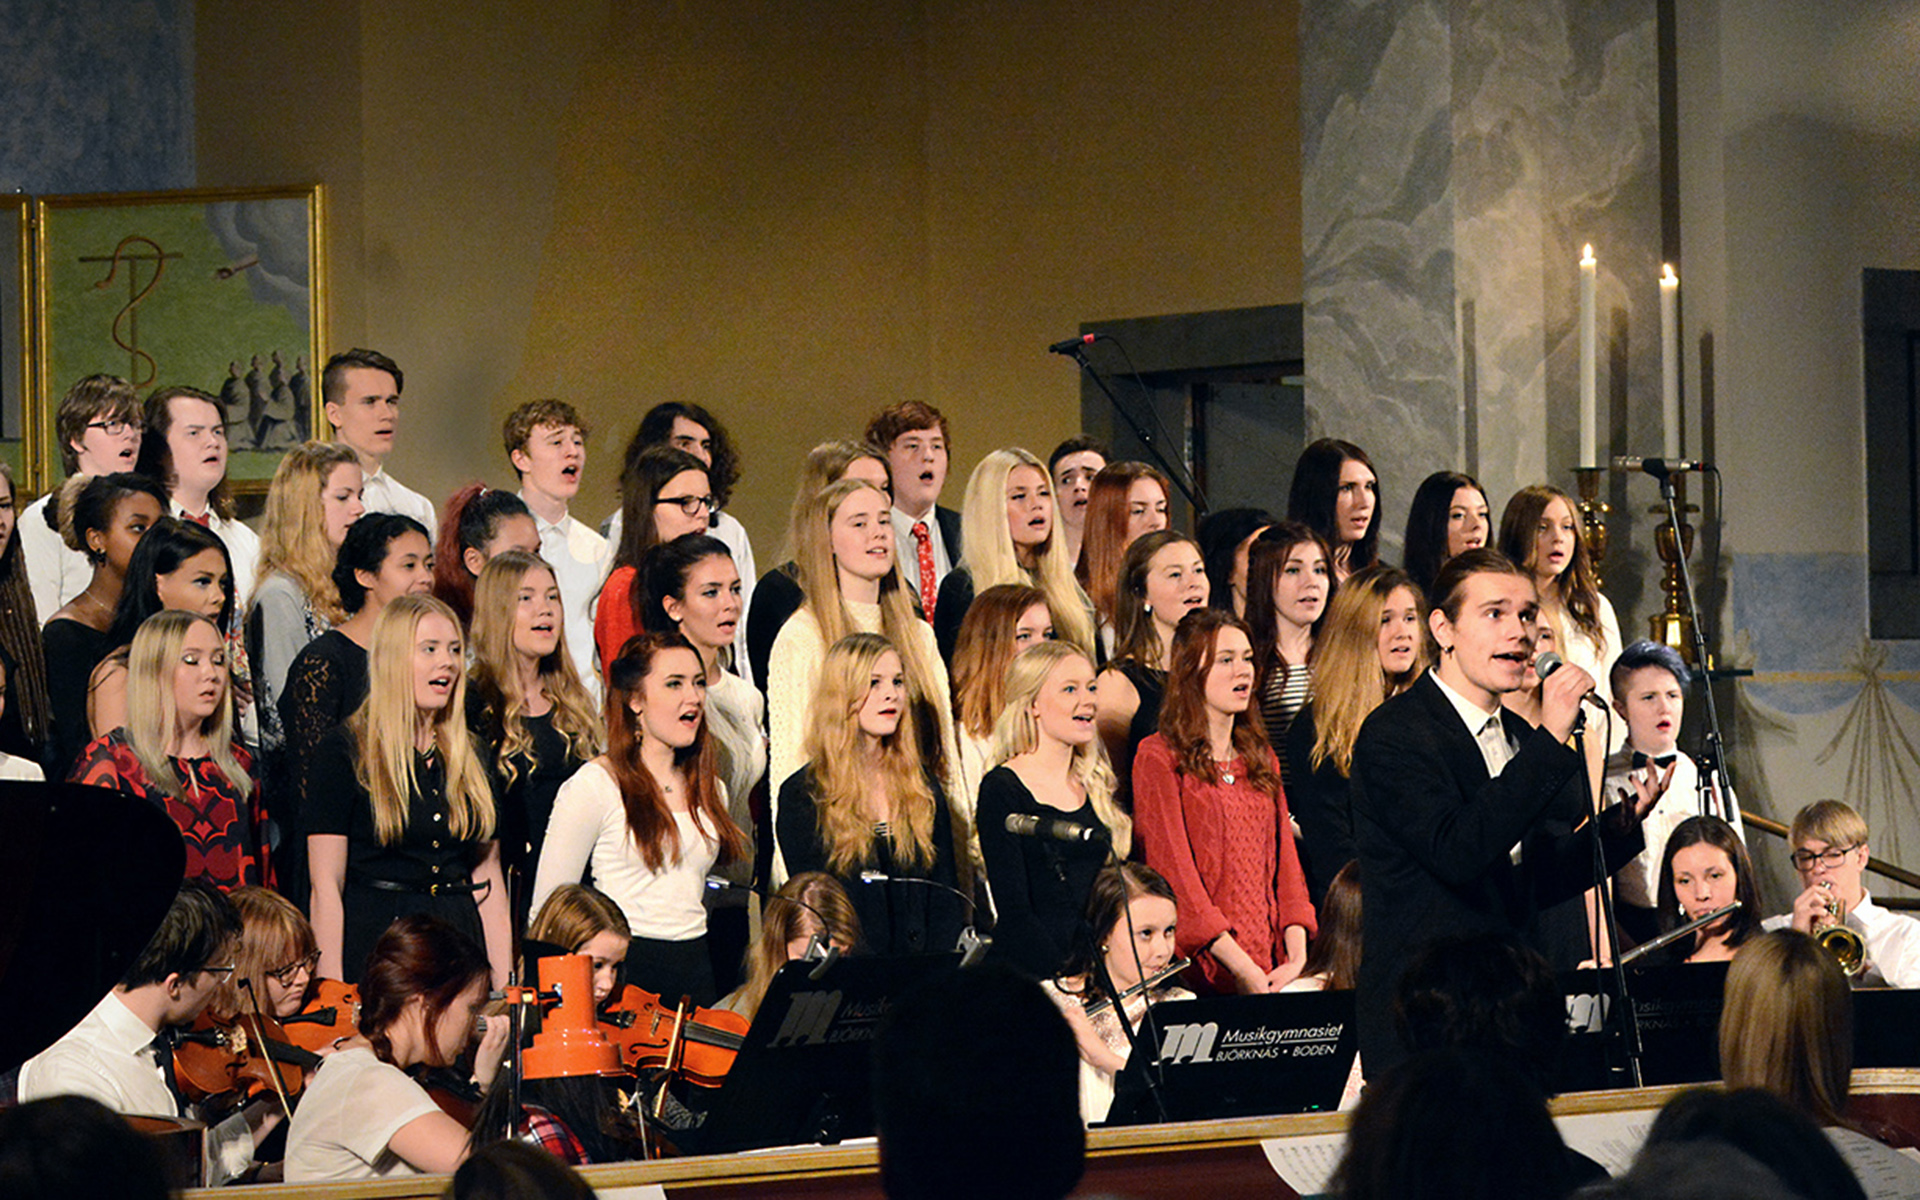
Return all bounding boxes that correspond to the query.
[126,610,252,806]
[988,641,1130,857]
[466,551,603,785]
[254,441,360,623]
[352,594,495,846]
[1310,565,1428,776]
[802,633,939,874]
[795,478,947,773]
[733,872,862,1020]
[957,448,1095,653]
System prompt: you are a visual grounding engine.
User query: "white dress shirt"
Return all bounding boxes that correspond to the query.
[358,466,436,531]
[21,492,90,624]
[524,499,611,702]
[1765,889,1920,988]
[1431,671,1523,862]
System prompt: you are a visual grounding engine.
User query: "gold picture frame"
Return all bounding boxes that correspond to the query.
[1,195,31,495]
[32,184,327,497]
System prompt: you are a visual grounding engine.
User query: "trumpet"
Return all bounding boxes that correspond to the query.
[1813,883,1866,977]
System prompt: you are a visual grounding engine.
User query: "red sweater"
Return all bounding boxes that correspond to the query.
[594,565,640,677]
[1132,732,1317,992]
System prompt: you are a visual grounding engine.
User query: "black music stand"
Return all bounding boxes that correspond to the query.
[1557,962,1729,1092]
[676,951,961,1154]
[1104,990,1358,1124]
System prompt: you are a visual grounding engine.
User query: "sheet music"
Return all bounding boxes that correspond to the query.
[1261,1132,1346,1197]
[598,1187,667,1200]
[1553,1109,1657,1177]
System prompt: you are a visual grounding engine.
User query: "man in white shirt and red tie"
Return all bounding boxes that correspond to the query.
[864,401,961,623]
[323,349,436,531]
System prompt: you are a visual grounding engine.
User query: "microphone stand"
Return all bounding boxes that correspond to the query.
[1060,341,1209,516]
[856,872,990,966]
[704,877,843,980]
[1576,713,1644,1088]
[1655,468,1737,823]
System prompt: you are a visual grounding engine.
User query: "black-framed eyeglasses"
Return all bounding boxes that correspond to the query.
[655,494,715,517]
[85,418,142,437]
[199,962,238,983]
[264,950,321,987]
[1790,844,1861,870]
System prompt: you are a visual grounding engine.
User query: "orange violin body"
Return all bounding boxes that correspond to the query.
[598,984,747,1087]
[276,978,361,1056]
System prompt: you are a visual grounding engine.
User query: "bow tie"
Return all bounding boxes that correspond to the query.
[1632,752,1678,770]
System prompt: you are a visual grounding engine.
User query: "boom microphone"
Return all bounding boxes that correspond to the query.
[1004,812,1110,845]
[1048,333,1099,355]
[1611,455,1710,477]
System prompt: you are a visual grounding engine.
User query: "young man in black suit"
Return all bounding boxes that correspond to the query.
[1348,548,1666,1077]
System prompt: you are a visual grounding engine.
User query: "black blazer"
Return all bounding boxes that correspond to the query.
[1348,672,1642,1076]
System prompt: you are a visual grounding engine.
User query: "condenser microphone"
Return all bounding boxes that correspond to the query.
[1610,455,1710,477]
[1004,812,1110,844]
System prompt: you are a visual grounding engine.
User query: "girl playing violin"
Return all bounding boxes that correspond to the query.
[284,915,509,1181]
[1044,862,1192,1123]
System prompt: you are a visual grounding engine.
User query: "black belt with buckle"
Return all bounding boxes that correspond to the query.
[350,872,486,898]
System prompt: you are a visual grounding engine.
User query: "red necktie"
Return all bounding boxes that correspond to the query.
[912,520,937,622]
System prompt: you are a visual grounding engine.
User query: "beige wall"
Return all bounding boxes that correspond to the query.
[195,0,1302,548]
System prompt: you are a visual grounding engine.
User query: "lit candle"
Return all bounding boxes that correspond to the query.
[1580,245,1597,467]
[1660,264,1680,459]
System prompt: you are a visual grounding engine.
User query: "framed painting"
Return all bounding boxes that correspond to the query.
[1,196,30,495]
[33,185,327,496]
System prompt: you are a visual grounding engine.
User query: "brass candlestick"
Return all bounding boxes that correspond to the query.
[1573,467,1610,568]
[1649,474,1701,665]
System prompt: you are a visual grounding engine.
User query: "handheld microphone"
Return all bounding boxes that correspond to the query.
[1534,651,1610,709]
[1610,455,1710,477]
[1048,333,1099,355]
[1003,812,1111,845]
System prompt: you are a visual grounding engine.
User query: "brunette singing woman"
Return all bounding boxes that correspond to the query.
[306,594,510,986]
[977,641,1131,980]
[86,516,235,739]
[594,446,710,676]
[1093,530,1210,811]
[1134,608,1316,994]
[949,582,1053,858]
[530,631,748,1007]
[284,915,509,1181]
[1244,520,1332,777]
[1401,470,1491,601]
[1286,438,1379,583]
[1498,484,1623,740]
[71,609,267,891]
[776,632,965,957]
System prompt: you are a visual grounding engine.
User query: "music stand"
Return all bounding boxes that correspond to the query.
[1104,990,1358,1124]
[1556,962,1729,1092]
[677,951,961,1154]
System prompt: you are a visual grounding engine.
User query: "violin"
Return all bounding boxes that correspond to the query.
[598,984,748,1087]
[276,978,361,1056]
[169,1009,320,1112]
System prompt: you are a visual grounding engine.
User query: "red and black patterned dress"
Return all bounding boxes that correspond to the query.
[70,730,270,891]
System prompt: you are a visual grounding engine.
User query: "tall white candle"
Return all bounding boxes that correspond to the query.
[1661,264,1680,459]
[1580,245,1597,467]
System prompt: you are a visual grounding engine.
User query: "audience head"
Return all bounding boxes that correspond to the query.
[641,533,740,661]
[1788,799,1872,903]
[322,348,404,463]
[1331,1048,1571,1200]
[1402,470,1489,596]
[864,400,950,519]
[1196,506,1275,617]
[106,515,235,646]
[631,400,742,510]
[615,444,710,572]
[1657,815,1762,948]
[527,883,631,1007]
[56,471,167,570]
[1720,929,1853,1128]
[136,384,232,515]
[1047,434,1107,539]
[950,582,1051,738]
[502,398,589,506]
[259,440,364,619]
[873,961,1083,1200]
[214,886,319,1022]
[1394,932,1566,1095]
[444,1139,596,1200]
[333,511,433,617]
[357,914,492,1068]
[432,483,536,623]
[55,373,143,478]
[991,639,1129,856]
[1610,639,1690,752]
[1635,1086,1868,1200]
[1286,438,1378,572]
[1111,528,1207,666]
[0,1095,176,1199]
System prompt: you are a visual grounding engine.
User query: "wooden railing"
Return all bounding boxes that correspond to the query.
[1743,810,1920,908]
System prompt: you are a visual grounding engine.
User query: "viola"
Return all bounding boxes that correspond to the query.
[169,1009,320,1111]
[277,978,361,1056]
[598,984,748,1087]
